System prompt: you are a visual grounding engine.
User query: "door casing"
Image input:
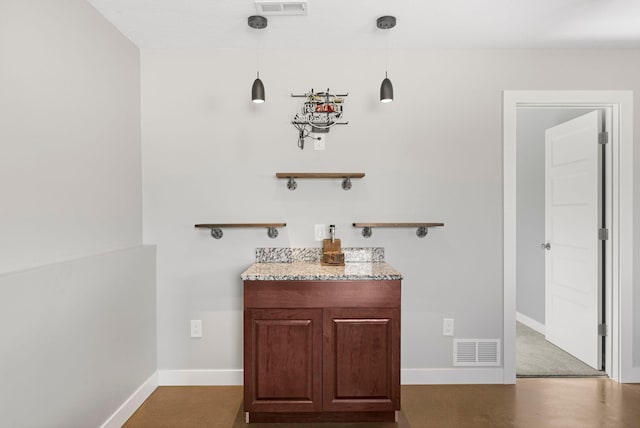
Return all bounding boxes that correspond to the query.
[503,91,635,383]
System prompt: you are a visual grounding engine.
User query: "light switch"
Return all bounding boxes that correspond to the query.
[314,224,325,241]
[443,318,454,336]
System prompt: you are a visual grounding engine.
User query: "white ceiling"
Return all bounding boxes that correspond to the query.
[87,0,640,49]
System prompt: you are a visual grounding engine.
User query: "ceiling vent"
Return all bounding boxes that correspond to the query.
[254,0,307,15]
[453,339,501,366]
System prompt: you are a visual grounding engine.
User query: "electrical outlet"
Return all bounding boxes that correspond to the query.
[314,224,325,241]
[443,318,454,336]
[191,320,202,338]
[313,134,326,150]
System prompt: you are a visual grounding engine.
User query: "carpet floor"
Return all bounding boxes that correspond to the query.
[516,321,605,377]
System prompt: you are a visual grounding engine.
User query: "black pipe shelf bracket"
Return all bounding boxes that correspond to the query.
[352,222,445,238]
[194,223,286,239]
[276,172,365,191]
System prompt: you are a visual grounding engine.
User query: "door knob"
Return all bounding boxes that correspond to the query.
[541,242,551,250]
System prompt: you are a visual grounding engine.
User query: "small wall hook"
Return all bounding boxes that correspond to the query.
[267,227,279,239]
[362,227,373,238]
[211,228,223,239]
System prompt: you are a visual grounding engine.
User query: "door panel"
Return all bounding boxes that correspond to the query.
[323,308,400,412]
[244,309,322,412]
[544,110,602,370]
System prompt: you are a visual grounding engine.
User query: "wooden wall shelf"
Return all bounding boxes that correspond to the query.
[352,222,444,238]
[195,223,286,239]
[276,173,365,191]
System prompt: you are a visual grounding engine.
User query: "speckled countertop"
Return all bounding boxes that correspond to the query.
[241,247,402,281]
[241,261,402,281]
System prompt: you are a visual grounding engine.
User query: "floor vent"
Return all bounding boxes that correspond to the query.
[454,339,501,366]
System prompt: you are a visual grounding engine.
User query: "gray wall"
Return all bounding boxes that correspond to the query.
[141,49,640,373]
[0,1,155,426]
[0,246,156,428]
[516,109,591,325]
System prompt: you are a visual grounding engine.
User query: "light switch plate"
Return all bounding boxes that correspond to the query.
[314,224,325,241]
[191,320,202,338]
[443,318,454,336]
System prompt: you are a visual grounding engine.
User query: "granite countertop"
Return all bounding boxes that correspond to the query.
[240,261,402,281]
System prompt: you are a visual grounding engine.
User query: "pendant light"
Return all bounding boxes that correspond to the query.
[251,72,265,104]
[377,16,396,103]
[380,71,393,103]
[248,15,267,103]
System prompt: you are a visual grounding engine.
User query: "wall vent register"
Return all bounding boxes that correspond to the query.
[453,339,501,366]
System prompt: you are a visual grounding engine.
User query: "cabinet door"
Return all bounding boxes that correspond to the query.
[323,308,400,412]
[244,309,322,412]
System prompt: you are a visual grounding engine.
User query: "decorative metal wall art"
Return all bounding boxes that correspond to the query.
[291,88,348,149]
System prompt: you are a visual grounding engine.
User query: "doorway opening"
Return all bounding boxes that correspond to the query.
[503,91,635,384]
[515,107,609,378]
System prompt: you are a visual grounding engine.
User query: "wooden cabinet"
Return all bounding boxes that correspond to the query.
[244,309,322,413]
[324,308,400,412]
[244,280,400,423]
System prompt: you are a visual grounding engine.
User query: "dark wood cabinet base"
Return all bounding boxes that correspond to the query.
[247,411,397,423]
[244,279,401,423]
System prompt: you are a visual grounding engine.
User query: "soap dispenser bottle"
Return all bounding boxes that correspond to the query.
[322,224,345,266]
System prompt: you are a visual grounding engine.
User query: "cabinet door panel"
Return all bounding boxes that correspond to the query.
[245,309,322,412]
[323,308,400,412]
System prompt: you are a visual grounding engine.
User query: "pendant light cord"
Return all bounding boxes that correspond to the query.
[385,34,390,76]
[256,37,261,75]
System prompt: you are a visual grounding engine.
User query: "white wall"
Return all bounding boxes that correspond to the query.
[0,1,155,425]
[142,48,640,377]
[516,109,590,325]
[0,0,142,274]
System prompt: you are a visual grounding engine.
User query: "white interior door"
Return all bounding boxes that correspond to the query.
[544,110,602,370]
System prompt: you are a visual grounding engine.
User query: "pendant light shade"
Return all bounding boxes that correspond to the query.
[252,72,265,103]
[380,71,393,103]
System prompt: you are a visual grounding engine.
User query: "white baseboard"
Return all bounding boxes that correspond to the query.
[516,311,545,335]
[100,371,159,428]
[401,368,505,384]
[159,369,243,386]
[621,366,640,383]
[157,368,505,386]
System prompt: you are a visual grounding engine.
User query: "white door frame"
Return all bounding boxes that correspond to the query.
[503,91,635,383]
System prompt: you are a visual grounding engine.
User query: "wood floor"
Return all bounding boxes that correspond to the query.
[124,378,640,428]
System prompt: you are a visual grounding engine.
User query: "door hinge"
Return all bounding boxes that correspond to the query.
[598,323,608,337]
[599,131,608,145]
[598,228,609,240]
